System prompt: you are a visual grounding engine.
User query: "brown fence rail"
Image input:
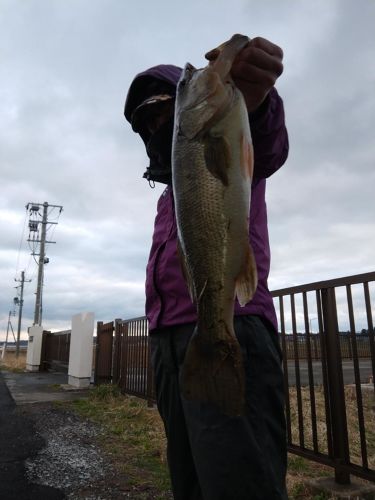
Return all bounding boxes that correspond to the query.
[41,330,71,372]
[96,317,155,404]
[272,271,375,484]
[95,271,375,485]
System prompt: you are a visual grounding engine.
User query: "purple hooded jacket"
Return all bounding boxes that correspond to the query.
[125,65,288,333]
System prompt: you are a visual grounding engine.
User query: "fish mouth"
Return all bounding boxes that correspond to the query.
[205,34,250,79]
[177,62,196,92]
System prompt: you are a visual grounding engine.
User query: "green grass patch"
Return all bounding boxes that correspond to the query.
[66,384,171,495]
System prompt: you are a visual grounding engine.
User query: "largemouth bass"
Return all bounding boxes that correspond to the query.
[172,34,258,416]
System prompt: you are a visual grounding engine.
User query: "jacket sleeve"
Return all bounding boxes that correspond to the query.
[249,87,289,179]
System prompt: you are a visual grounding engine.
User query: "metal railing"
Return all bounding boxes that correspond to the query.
[113,317,155,405]
[95,271,375,484]
[272,271,375,484]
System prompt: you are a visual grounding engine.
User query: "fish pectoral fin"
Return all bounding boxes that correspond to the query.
[235,244,258,306]
[203,135,231,186]
[177,238,195,302]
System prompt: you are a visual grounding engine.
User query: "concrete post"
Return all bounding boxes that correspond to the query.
[68,312,95,388]
[26,325,44,371]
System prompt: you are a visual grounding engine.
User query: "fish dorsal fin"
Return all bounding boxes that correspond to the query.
[203,135,231,186]
[235,244,258,306]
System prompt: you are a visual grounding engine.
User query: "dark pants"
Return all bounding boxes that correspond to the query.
[150,315,288,500]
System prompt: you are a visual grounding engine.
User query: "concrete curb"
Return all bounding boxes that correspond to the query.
[307,477,375,499]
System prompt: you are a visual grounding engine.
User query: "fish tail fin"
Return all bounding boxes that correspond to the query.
[181,326,245,416]
[236,244,258,307]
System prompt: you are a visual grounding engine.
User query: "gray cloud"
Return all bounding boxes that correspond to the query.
[1,0,374,339]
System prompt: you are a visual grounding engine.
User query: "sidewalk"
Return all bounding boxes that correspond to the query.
[1,370,90,404]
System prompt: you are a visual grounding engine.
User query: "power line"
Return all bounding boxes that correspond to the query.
[15,208,28,278]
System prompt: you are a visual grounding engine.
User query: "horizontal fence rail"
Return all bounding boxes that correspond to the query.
[95,271,375,484]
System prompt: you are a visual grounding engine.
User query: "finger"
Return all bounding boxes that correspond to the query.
[233,63,280,89]
[234,79,269,112]
[233,47,284,77]
[249,37,284,59]
[232,59,283,87]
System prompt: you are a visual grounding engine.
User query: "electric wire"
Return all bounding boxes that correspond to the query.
[14,207,28,279]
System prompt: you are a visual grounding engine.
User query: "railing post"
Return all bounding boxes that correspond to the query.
[94,321,103,385]
[120,322,129,394]
[113,319,122,384]
[146,336,154,407]
[321,287,350,485]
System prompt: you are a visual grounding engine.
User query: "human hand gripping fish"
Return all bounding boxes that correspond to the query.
[172,34,259,416]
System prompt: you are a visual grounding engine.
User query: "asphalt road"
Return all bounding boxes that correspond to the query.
[285,359,374,386]
[0,371,66,499]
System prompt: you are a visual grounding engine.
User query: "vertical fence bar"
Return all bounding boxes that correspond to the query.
[133,320,139,393]
[136,320,142,393]
[133,322,137,392]
[121,322,129,394]
[279,295,292,444]
[363,282,375,392]
[113,319,122,384]
[129,322,134,392]
[291,293,304,448]
[133,321,138,392]
[146,332,154,407]
[94,322,102,385]
[346,285,368,469]
[316,290,333,457]
[303,292,318,453]
[321,287,350,484]
[139,320,144,394]
[142,319,148,395]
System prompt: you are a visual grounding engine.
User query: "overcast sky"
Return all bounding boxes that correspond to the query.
[1,0,374,340]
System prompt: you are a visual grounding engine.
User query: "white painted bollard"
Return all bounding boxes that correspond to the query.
[68,312,95,388]
[26,325,44,372]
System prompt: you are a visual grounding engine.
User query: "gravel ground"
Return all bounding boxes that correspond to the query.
[19,402,143,499]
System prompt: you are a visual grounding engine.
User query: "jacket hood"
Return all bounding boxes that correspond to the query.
[124,64,182,124]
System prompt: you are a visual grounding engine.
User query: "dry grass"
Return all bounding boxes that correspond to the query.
[0,351,26,371]
[288,386,375,470]
[65,384,375,499]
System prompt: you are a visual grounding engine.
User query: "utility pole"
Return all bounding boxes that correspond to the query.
[1,309,16,360]
[14,271,31,358]
[26,201,63,326]
[34,202,48,326]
